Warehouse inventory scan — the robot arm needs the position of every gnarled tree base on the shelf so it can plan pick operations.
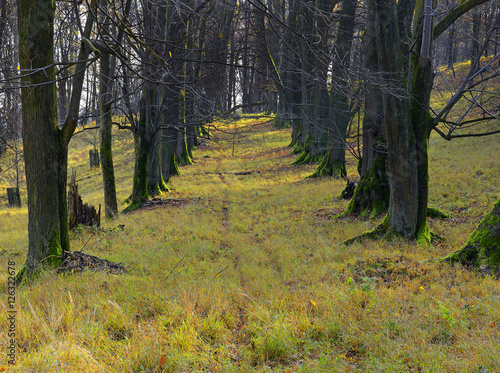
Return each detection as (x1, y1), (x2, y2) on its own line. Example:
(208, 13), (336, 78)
(443, 196), (500, 275)
(427, 207), (450, 219)
(309, 150), (346, 178)
(273, 117), (291, 129)
(342, 215), (437, 246)
(343, 154), (388, 217)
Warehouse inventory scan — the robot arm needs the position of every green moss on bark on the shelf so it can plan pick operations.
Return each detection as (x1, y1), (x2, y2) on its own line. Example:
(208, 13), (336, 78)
(291, 143), (303, 154)
(344, 154), (388, 216)
(309, 150), (346, 178)
(427, 207), (450, 219)
(292, 150), (311, 165)
(444, 196), (500, 274)
(292, 135), (314, 165)
(273, 116), (291, 129)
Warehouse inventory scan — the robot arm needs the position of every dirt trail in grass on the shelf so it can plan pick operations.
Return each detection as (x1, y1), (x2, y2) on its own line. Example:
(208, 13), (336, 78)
(214, 144), (251, 365)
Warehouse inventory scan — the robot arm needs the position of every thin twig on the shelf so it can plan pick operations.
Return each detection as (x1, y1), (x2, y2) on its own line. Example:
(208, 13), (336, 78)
(165, 254), (187, 281)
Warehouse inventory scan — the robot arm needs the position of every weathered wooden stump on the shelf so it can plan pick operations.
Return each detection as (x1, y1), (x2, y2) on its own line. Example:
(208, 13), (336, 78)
(7, 187), (21, 207)
(68, 176), (100, 229)
(89, 149), (100, 169)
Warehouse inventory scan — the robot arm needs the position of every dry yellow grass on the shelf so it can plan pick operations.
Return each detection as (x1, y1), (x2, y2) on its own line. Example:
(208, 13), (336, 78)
(0, 112), (499, 372)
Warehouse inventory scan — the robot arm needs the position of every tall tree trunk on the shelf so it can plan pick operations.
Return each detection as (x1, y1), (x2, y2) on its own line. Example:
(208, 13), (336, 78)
(17, 0), (95, 276)
(98, 0), (131, 217)
(125, 96), (150, 212)
(100, 51), (118, 217)
(344, 0), (389, 217)
(311, 0), (357, 176)
(344, 0), (492, 245)
(374, 0), (420, 239)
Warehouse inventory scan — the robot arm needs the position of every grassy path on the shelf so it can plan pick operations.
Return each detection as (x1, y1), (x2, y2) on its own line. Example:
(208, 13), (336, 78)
(0, 115), (499, 372)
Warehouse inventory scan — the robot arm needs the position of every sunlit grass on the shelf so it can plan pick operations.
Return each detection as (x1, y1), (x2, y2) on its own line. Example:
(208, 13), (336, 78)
(0, 112), (499, 372)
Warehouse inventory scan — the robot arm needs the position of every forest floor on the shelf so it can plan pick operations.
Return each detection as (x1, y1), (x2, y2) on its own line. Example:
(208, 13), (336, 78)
(0, 112), (500, 372)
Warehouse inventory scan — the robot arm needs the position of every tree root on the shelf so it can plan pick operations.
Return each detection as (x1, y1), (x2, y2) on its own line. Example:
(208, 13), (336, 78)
(427, 207), (450, 219)
(292, 150), (311, 165)
(342, 222), (392, 245)
(342, 217), (438, 246)
(273, 117), (291, 129)
(309, 150), (346, 178)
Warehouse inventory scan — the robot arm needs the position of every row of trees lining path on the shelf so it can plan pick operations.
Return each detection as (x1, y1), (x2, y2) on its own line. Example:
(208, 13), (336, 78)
(1, 0), (499, 278)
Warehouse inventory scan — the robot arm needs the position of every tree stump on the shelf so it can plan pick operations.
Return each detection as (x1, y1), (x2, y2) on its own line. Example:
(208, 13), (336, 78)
(7, 187), (21, 207)
(68, 176), (100, 229)
(89, 149), (100, 169)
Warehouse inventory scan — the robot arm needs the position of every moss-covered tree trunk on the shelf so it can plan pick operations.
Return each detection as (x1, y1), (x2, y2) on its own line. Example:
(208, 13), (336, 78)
(160, 80), (181, 183)
(374, 0), (421, 239)
(126, 96), (150, 212)
(370, 0), (433, 243)
(100, 51), (118, 217)
(311, 0), (357, 177)
(146, 84), (168, 196)
(18, 0), (67, 275)
(445, 195), (500, 273)
(17, 0), (94, 275)
(344, 0), (388, 215)
(345, 0), (490, 245)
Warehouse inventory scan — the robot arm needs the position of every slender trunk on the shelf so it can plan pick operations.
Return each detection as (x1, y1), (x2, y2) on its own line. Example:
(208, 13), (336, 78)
(99, 0), (131, 216)
(126, 97), (150, 211)
(100, 51), (118, 217)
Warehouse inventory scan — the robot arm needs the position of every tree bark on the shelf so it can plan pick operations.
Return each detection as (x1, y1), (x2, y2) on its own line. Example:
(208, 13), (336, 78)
(18, 0), (67, 274)
(17, 0), (95, 276)
(445, 195), (500, 274)
(100, 51), (118, 217)
(125, 96), (150, 212)
(311, 0), (357, 177)
(374, 0), (420, 239)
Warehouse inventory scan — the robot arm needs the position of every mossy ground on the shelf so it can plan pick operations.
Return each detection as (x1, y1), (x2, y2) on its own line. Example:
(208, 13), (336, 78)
(0, 107), (499, 372)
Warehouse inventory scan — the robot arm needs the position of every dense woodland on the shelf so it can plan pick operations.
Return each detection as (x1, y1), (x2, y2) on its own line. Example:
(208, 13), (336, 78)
(0, 0), (500, 370)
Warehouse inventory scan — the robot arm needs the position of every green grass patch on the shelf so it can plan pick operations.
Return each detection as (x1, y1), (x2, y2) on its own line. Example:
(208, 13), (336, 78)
(0, 113), (499, 372)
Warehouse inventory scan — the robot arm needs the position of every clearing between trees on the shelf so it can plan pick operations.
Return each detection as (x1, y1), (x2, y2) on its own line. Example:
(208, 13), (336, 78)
(0, 116), (499, 372)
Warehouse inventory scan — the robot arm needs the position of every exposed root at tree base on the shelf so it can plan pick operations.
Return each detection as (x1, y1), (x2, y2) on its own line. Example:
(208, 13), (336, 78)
(58, 251), (129, 275)
(342, 223), (391, 245)
(427, 207), (451, 219)
(124, 198), (193, 213)
(342, 223), (441, 246)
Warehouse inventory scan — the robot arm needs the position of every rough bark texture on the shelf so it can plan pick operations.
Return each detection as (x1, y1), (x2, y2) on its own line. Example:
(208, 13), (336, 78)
(374, 0), (420, 239)
(310, 0), (357, 177)
(345, 153), (389, 218)
(17, 0), (95, 277)
(444, 196), (500, 274)
(100, 51), (118, 218)
(342, 0), (389, 216)
(409, 0), (435, 244)
(18, 0), (67, 273)
(125, 98), (150, 212)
